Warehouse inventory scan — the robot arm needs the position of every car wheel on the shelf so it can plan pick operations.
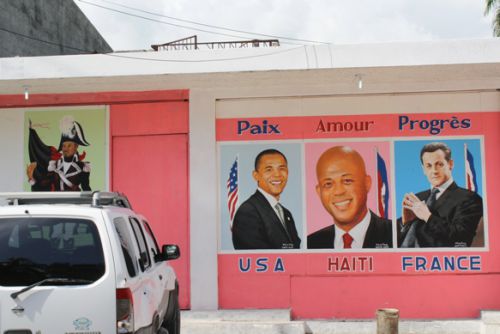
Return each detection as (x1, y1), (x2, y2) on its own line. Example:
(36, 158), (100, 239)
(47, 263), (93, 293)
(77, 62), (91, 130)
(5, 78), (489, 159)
(162, 286), (180, 334)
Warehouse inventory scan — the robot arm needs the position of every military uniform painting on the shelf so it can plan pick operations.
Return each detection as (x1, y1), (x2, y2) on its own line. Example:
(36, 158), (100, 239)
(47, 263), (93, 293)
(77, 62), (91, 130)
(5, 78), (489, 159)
(27, 116), (92, 192)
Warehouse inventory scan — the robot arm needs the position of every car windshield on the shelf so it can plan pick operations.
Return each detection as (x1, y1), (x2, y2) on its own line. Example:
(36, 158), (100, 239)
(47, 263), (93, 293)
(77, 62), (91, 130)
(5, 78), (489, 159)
(0, 217), (105, 286)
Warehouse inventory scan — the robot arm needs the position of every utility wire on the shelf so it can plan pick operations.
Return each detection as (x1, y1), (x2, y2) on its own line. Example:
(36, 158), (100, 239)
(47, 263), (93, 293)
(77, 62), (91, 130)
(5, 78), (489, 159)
(0, 26), (308, 63)
(0, 27), (94, 53)
(85, 0), (331, 45)
(106, 46), (304, 62)
(77, 0), (266, 43)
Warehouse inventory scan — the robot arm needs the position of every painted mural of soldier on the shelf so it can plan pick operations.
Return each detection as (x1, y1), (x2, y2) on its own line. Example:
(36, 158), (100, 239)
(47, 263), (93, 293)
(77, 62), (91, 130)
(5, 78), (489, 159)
(26, 116), (91, 191)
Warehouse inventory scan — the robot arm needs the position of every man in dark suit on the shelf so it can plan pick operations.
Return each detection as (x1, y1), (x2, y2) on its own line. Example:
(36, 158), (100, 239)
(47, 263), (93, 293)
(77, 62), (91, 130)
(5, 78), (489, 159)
(399, 142), (483, 247)
(232, 149), (301, 250)
(308, 146), (392, 249)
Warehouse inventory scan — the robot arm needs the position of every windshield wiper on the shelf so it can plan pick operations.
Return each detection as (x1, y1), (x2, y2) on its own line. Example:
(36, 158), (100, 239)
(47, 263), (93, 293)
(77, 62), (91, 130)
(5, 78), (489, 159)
(10, 277), (92, 300)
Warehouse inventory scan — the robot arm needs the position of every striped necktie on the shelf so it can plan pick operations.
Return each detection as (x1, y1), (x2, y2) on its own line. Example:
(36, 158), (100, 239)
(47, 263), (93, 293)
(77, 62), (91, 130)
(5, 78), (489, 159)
(275, 203), (285, 224)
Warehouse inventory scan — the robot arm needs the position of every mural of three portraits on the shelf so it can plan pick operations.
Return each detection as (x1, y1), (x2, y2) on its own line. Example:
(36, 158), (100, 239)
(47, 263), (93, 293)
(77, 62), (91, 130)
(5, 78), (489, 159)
(219, 115), (486, 252)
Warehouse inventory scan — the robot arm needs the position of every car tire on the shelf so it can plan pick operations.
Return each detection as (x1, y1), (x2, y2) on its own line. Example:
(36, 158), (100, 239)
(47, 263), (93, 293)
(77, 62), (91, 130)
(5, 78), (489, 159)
(162, 285), (180, 334)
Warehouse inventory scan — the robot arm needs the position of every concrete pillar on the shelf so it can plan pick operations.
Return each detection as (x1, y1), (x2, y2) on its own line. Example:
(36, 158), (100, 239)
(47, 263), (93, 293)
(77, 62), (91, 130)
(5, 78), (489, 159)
(376, 308), (399, 334)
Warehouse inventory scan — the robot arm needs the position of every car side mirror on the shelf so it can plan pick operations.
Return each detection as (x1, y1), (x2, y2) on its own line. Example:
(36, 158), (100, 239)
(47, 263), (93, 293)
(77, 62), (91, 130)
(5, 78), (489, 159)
(160, 244), (180, 261)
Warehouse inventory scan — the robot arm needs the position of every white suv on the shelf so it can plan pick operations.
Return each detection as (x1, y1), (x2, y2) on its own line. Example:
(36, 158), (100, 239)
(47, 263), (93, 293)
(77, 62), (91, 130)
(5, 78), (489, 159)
(0, 191), (180, 334)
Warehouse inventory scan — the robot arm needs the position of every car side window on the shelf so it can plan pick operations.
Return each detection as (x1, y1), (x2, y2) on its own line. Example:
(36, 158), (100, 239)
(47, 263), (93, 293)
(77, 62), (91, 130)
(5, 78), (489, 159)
(141, 220), (160, 261)
(113, 217), (138, 278)
(129, 217), (151, 271)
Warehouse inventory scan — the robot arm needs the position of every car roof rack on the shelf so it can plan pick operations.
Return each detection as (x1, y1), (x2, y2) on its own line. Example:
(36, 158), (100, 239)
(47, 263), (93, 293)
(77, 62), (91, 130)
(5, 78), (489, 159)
(0, 191), (133, 209)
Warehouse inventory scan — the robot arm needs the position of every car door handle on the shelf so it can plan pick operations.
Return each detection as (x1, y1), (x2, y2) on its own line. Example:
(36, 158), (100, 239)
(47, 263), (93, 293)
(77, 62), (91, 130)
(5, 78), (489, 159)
(159, 274), (163, 280)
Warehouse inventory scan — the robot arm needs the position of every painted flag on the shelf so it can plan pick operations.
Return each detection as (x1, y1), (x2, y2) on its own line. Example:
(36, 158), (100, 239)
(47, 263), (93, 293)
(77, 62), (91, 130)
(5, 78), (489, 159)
(465, 144), (478, 192)
(227, 157), (239, 225)
(377, 152), (389, 219)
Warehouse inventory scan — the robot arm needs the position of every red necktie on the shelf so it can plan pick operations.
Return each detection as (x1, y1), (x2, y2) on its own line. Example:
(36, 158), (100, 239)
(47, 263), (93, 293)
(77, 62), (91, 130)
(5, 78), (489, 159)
(343, 233), (353, 249)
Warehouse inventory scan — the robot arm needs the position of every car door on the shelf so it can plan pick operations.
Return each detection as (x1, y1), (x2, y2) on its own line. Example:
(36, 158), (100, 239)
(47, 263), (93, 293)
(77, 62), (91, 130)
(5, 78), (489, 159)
(141, 219), (172, 319)
(128, 217), (161, 330)
(112, 216), (155, 331)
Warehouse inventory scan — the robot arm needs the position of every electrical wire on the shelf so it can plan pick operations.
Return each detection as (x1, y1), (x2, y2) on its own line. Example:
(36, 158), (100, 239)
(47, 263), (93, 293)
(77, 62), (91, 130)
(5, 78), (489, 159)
(0, 27), (95, 54)
(77, 0), (279, 43)
(0, 26), (309, 63)
(81, 0), (331, 45)
(2, 0), (332, 61)
(105, 45), (304, 62)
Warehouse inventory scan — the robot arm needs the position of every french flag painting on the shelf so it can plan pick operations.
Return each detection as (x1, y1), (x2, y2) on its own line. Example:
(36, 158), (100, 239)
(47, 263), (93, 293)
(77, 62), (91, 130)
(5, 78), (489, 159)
(377, 151), (389, 219)
(465, 144), (478, 193)
(227, 156), (239, 227)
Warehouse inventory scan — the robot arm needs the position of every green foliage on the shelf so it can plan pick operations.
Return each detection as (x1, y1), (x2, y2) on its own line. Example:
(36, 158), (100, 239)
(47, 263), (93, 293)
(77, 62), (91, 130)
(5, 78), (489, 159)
(485, 0), (500, 37)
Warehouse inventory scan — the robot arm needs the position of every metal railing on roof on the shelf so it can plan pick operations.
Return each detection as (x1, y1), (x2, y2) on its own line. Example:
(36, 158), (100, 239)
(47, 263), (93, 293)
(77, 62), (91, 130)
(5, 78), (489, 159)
(0, 191), (132, 209)
(151, 35), (280, 51)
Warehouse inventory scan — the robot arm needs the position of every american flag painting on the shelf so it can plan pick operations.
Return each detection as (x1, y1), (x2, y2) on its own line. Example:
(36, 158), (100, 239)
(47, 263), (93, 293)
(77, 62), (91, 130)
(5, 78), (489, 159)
(227, 157), (239, 225)
(465, 144), (478, 192)
(377, 151), (389, 219)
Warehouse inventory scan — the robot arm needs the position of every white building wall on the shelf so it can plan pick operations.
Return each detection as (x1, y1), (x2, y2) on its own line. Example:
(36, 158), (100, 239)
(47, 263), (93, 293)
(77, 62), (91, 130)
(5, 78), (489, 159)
(0, 108), (24, 191)
(0, 39), (499, 310)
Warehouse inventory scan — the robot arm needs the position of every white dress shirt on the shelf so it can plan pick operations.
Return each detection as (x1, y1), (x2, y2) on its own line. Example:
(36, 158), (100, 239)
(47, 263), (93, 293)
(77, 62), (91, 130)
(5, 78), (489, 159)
(257, 187), (286, 227)
(432, 177), (454, 201)
(333, 210), (371, 249)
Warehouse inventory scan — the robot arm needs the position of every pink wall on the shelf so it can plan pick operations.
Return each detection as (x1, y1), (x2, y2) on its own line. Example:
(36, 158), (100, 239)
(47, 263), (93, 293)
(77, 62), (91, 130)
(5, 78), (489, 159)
(218, 111), (500, 319)
(0, 90), (192, 309)
(291, 274), (500, 319)
(219, 250), (500, 319)
(2, 88), (499, 319)
(0, 90), (188, 108)
(110, 101), (191, 308)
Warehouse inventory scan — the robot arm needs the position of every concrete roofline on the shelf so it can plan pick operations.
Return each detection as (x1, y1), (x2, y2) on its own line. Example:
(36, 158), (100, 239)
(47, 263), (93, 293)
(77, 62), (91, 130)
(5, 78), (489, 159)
(0, 38), (498, 82)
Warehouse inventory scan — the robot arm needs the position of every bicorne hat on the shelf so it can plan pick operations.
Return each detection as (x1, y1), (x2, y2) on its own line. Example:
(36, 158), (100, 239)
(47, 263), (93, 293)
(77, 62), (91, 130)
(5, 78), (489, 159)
(57, 116), (90, 151)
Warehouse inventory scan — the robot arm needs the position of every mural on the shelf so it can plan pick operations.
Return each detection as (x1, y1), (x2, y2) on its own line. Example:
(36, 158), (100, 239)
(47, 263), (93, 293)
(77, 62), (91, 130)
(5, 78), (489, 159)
(24, 107), (106, 192)
(305, 142), (392, 250)
(218, 113), (486, 254)
(219, 143), (303, 250)
(395, 139), (484, 248)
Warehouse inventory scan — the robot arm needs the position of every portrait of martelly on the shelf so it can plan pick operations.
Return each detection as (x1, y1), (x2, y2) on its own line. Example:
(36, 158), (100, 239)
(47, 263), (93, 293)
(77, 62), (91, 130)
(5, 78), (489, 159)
(305, 141), (393, 250)
(395, 139), (485, 248)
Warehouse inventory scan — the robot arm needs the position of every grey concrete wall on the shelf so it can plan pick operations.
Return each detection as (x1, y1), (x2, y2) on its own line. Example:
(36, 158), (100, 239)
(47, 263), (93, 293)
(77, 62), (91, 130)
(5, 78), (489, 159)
(0, 0), (112, 57)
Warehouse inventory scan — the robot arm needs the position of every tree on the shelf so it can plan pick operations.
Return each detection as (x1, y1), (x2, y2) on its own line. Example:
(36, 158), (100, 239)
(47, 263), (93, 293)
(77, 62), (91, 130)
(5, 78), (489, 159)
(485, 0), (500, 37)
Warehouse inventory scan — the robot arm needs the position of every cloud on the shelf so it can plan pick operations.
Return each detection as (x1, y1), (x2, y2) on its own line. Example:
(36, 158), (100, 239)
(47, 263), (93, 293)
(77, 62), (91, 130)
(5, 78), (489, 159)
(74, 0), (494, 51)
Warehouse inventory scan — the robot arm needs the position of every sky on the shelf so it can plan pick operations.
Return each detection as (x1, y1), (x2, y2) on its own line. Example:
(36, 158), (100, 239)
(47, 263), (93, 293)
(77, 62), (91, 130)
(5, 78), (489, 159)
(74, 0), (496, 51)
